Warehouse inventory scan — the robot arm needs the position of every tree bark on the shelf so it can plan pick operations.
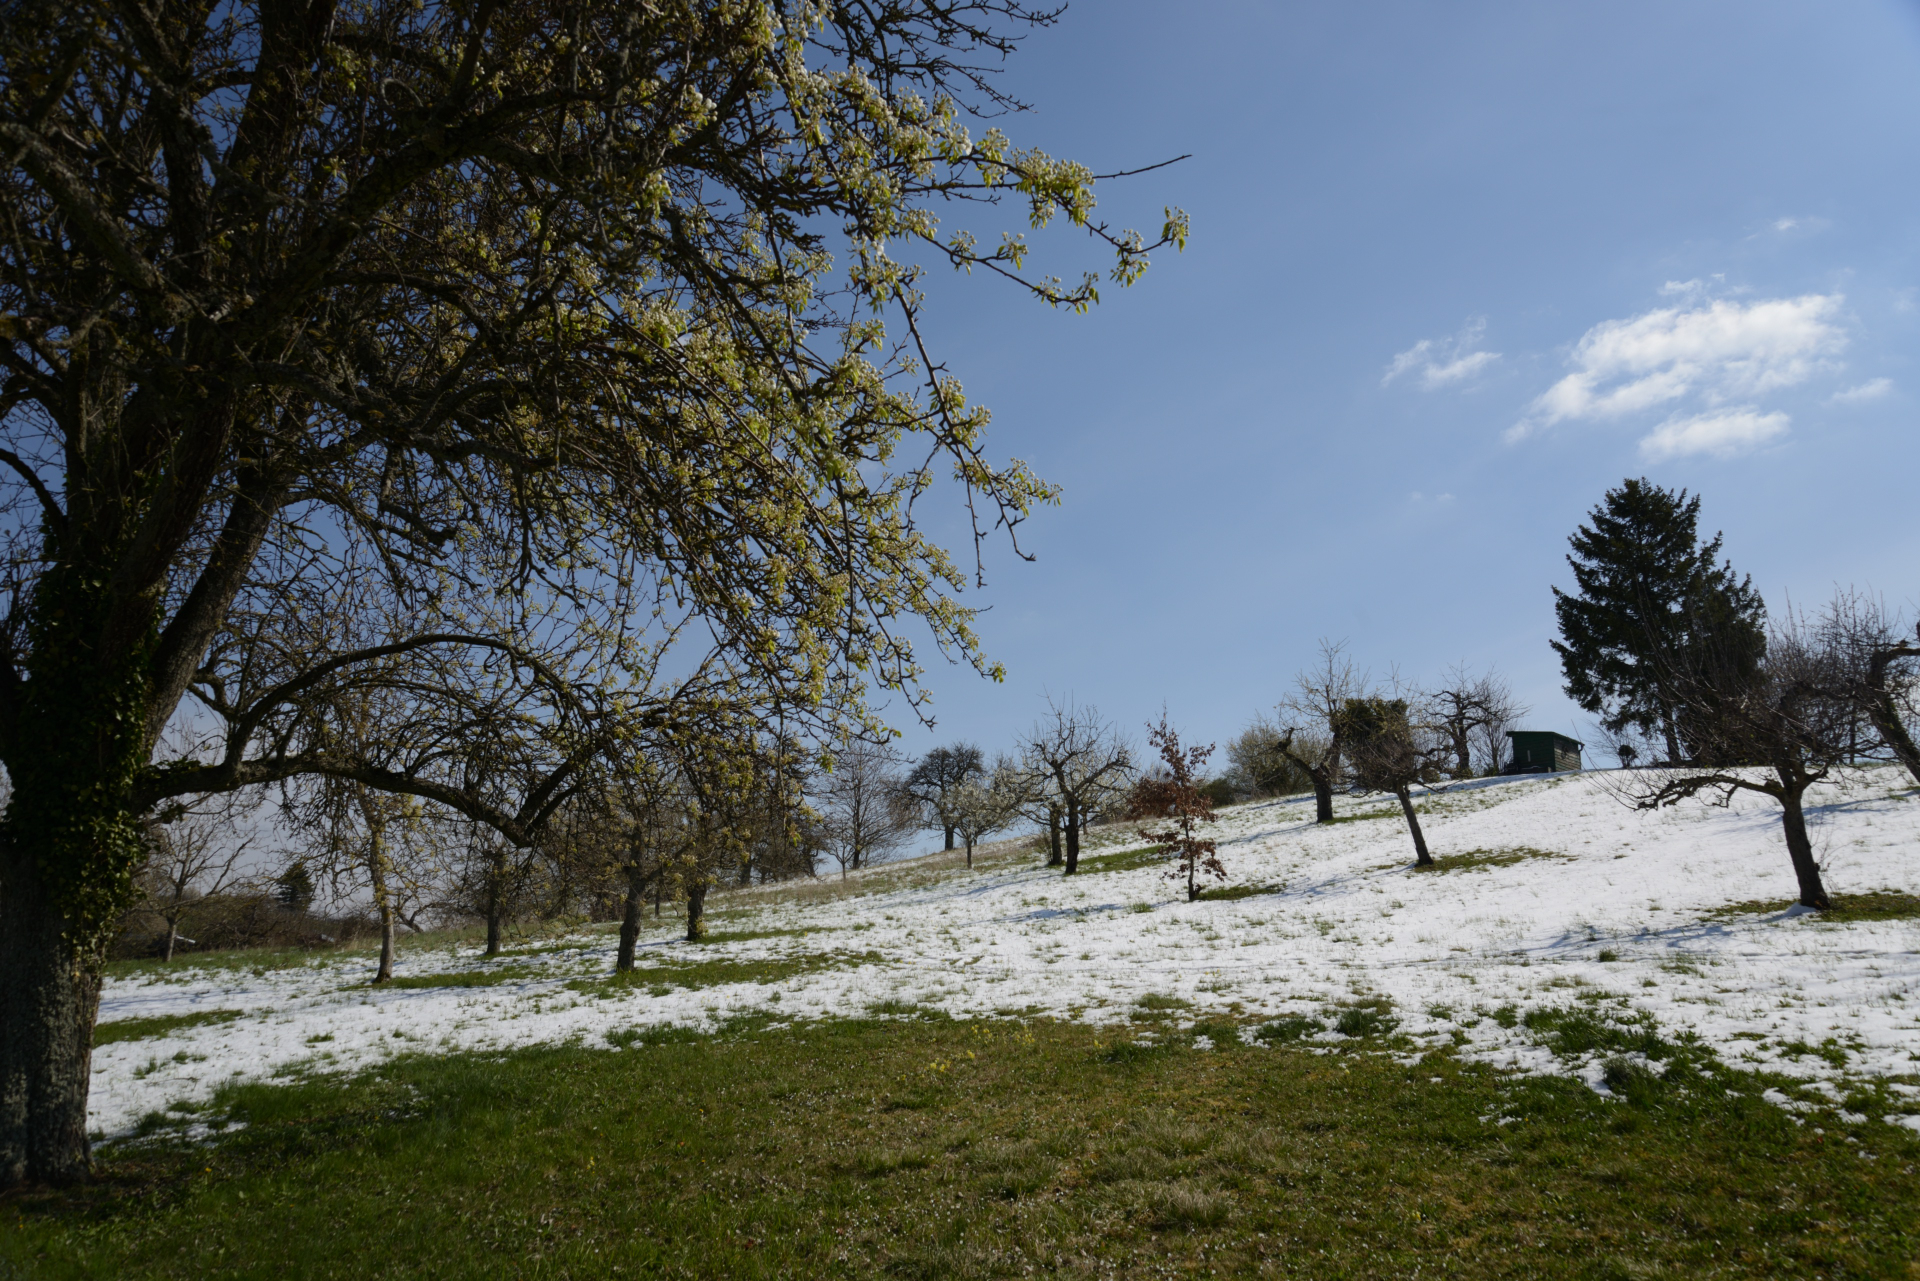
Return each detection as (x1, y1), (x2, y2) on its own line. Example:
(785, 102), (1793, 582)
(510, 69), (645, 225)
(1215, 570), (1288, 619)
(1395, 787), (1433, 867)
(161, 919), (178, 963)
(0, 847), (102, 1186)
(1779, 790), (1831, 910)
(483, 871), (502, 958)
(368, 834), (396, 984)
(943, 824), (955, 851)
(964, 837), (973, 870)
(617, 869), (647, 972)
(1310, 768), (1335, 824)
(1062, 800), (1081, 874)
(1045, 812), (1063, 867)
(685, 882), (708, 941)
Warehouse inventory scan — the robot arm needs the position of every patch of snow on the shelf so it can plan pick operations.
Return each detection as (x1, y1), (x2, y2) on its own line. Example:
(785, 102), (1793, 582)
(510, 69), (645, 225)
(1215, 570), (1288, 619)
(90, 768), (1920, 1138)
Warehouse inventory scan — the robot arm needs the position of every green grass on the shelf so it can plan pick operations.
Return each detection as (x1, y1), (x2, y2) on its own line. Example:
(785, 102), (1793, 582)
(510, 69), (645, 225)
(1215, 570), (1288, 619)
(1707, 891), (1920, 923)
(92, 1009), (244, 1047)
(8, 1017), (1918, 1279)
(567, 949), (886, 998)
(1412, 846), (1569, 873)
(1073, 845), (1167, 875)
(380, 965), (545, 990)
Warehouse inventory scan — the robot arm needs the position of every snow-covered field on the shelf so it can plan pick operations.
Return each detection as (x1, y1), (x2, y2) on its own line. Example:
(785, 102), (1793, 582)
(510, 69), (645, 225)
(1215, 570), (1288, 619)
(92, 767), (1920, 1140)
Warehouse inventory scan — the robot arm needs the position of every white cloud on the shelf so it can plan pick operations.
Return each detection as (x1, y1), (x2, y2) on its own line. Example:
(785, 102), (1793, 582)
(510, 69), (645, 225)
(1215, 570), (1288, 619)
(1831, 377), (1892, 404)
(1774, 218), (1799, 232)
(1638, 408), (1789, 461)
(1509, 293), (1845, 441)
(1384, 320), (1500, 390)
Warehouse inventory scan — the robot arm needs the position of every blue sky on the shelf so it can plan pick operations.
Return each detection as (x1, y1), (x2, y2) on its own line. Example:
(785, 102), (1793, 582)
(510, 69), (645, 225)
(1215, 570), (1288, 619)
(881, 1), (1920, 799)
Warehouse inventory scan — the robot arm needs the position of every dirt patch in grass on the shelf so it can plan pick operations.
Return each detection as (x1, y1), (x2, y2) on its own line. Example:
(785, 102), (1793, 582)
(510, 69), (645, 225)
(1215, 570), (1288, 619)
(94, 1009), (245, 1046)
(570, 949), (886, 997)
(1409, 846), (1568, 873)
(1707, 890), (1920, 923)
(1075, 845), (1167, 875)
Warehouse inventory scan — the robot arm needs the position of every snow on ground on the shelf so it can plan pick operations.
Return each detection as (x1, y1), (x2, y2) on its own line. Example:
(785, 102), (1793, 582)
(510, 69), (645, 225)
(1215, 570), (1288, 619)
(92, 767), (1920, 1140)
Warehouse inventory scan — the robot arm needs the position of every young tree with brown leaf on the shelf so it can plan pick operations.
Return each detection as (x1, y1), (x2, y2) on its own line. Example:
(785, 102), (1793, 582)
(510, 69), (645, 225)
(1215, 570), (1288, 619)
(1127, 715), (1225, 903)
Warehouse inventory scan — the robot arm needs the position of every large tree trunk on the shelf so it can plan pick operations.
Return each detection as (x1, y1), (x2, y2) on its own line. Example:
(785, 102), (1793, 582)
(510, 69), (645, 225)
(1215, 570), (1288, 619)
(1395, 787), (1433, 867)
(617, 867), (647, 972)
(1062, 800), (1081, 875)
(685, 882), (708, 941)
(0, 848), (103, 1186)
(483, 863), (503, 958)
(1045, 812), (1063, 867)
(943, 824), (955, 851)
(1310, 768), (1335, 824)
(964, 837), (974, 870)
(1450, 732), (1472, 781)
(1779, 788), (1831, 910)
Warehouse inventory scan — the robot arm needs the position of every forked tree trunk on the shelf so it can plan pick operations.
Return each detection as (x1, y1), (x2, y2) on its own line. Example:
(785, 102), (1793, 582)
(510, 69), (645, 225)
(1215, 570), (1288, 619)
(1779, 790), (1831, 910)
(1395, 787), (1433, 867)
(0, 846), (102, 1186)
(685, 882), (708, 941)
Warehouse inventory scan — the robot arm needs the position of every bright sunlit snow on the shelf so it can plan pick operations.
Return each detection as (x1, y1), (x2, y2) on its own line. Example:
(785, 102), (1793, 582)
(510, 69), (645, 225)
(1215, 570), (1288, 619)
(92, 768), (1920, 1140)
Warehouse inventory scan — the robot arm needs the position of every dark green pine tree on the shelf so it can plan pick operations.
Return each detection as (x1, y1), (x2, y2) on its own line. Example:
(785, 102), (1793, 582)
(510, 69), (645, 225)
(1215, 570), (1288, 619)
(1551, 479), (1766, 764)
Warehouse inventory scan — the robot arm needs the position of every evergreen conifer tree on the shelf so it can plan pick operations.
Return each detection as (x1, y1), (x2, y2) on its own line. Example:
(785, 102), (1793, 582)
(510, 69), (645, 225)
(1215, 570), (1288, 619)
(1551, 480), (1765, 763)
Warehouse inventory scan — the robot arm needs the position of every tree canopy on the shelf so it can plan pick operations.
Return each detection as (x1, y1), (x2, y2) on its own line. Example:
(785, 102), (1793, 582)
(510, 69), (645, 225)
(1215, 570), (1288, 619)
(0, 0), (1183, 1185)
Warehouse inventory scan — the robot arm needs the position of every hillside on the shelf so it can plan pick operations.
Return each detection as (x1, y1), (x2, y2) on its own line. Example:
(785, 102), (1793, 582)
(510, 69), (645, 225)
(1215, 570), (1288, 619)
(91, 766), (1920, 1141)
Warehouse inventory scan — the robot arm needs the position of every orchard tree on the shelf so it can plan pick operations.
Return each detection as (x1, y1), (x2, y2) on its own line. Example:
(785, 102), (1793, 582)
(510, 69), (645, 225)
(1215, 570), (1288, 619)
(0, 1), (1185, 1183)
(1334, 696), (1442, 867)
(1428, 664), (1525, 780)
(1816, 589), (1920, 786)
(1609, 609), (1862, 910)
(1020, 699), (1133, 874)
(900, 744), (985, 851)
(1277, 640), (1366, 822)
(1126, 715), (1223, 902)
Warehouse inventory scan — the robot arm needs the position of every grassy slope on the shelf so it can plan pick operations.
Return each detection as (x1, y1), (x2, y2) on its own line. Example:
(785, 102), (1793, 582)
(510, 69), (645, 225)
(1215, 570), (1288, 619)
(6, 1014), (1918, 1280)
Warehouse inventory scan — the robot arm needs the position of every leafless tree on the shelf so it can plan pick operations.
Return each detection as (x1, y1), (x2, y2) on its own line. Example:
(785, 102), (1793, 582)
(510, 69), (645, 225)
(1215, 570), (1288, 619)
(136, 808), (255, 962)
(1429, 664), (1528, 779)
(819, 738), (911, 881)
(1815, 588), (1920, 785)
(1019, 699), (1134, 875)
(1277, 640), (1367, 823)
(1605, 608), (1862, 909)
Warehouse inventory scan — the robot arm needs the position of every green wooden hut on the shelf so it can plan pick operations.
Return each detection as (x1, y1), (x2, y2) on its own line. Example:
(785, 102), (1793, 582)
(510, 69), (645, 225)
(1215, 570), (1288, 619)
(1504, 731), (1583, 774)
